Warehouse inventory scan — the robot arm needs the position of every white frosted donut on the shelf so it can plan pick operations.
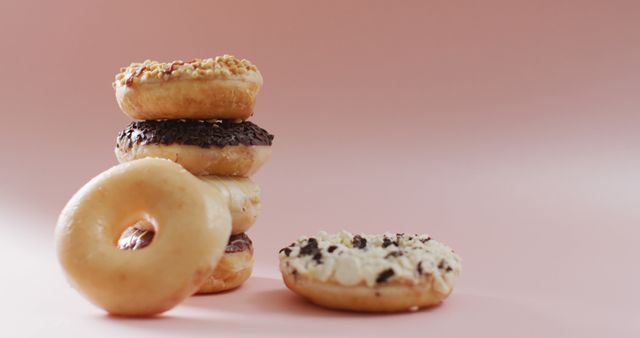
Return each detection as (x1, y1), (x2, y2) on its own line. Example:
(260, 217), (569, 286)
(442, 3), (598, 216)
(279, 231), (462, 312)
(55, 158), (232, 316)
(113, 55), (262, 121)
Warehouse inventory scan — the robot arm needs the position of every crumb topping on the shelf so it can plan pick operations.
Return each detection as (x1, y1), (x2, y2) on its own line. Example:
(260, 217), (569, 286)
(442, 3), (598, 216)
(113, 55), (261, 87)
(279, 231), (461, 290)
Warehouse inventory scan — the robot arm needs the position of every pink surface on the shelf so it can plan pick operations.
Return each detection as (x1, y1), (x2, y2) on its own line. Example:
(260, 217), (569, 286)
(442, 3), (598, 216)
(1, 0), (639, 337)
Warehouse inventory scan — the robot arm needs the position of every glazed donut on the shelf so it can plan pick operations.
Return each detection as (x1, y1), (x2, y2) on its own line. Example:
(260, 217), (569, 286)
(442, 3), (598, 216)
(200, 176), (261, 235)
(55, 158), (232, 316)
(279, 231), (461, 312)
(196, 233), (254, 294)
(119, 227), (254, 294)
(108, 167), (260, 234)
(113, 55), (262, 121)
(115, 119), (273, 177)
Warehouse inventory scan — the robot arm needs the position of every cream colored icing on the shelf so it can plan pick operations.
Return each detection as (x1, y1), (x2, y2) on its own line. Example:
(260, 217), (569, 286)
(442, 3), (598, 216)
(279, 231), (461, 289)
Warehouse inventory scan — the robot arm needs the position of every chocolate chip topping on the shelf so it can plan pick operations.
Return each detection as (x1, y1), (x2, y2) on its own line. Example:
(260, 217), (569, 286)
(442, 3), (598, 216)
(279, 247), (292, 257)
(225, 233), (253, 253)
(384, 251), (404, 259)
(116, 119), (274, 149)
(327, 245), (338, 253)
(376, 268), (395, 284)
(417, 261), (423, 274)
(293, 238), (324, 264)
(352, 235), (367, 249)
(382, 236), (398, 248)
(299, 238), (318, 255)
(312, 252), (323, 264)
(437, 259), (453, 272)
(419, 237), (431, 243)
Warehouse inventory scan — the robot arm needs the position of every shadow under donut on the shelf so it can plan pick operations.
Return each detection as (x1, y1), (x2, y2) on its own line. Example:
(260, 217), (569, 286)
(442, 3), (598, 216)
(182, 276), (442, 318)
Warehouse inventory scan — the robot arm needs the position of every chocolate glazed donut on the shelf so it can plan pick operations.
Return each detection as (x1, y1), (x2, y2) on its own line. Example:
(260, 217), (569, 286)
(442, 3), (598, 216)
(115, 120), (274, 177)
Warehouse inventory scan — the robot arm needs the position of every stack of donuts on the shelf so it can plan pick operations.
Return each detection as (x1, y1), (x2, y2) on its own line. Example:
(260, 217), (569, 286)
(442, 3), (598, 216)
(112, 55), (272, 295)
(55, 55), (462, 316)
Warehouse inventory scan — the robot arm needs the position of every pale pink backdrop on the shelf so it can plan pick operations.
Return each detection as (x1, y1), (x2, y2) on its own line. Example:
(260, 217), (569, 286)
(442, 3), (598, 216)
(0, 0), (639, 337)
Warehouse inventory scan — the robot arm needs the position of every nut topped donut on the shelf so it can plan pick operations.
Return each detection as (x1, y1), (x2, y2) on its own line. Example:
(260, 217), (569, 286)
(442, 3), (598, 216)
(279, 231), (461, 312)
(115, 119), (273, 177)
(113, 55), (263, 121)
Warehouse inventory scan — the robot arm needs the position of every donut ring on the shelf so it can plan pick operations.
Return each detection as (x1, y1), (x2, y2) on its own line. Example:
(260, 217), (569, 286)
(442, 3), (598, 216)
(279, 231), (461, 312)
(115, 120), (273, 177)
(113, 55), (262, 121)
(55, 158), (232, 316)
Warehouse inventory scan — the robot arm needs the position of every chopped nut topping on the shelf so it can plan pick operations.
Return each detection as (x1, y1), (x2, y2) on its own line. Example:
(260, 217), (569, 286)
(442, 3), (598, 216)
(113, 55), (260, 87)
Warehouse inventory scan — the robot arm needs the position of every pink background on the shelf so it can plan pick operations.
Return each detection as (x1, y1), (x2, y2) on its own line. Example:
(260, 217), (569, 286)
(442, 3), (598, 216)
(1, 0), (639, 336)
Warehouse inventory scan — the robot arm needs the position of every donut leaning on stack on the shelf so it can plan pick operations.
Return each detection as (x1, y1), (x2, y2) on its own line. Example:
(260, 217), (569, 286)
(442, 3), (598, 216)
(112, 55), (273, 294)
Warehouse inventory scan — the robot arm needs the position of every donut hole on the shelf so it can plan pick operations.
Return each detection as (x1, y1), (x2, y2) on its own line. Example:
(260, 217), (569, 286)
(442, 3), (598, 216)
(117, 219), (157, 251)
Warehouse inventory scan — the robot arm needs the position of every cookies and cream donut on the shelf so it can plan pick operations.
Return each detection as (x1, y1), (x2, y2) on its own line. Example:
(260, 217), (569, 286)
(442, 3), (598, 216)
(113, 55), (262, 121)
(55, 158), (232, 316)
(278, 231), (461, 312)
(115, 119), (273, 177)
(119, 227), (254, 294)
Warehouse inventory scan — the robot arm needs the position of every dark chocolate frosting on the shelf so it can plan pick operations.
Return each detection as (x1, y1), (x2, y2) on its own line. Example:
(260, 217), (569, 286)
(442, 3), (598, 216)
(116, 119), (274, 149)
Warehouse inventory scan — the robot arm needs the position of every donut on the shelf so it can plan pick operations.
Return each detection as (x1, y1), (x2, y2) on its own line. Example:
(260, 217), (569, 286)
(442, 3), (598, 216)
(113, 55), (263, 121)
(119, 226), (254, 294)
(196, 233), (254, 294)
(200, 176), (261, 234)
(107, 167), (260, 234)
(278, 231), (462, 312)
(115, 119), (273, 177)
(55, 158), (232, 316)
